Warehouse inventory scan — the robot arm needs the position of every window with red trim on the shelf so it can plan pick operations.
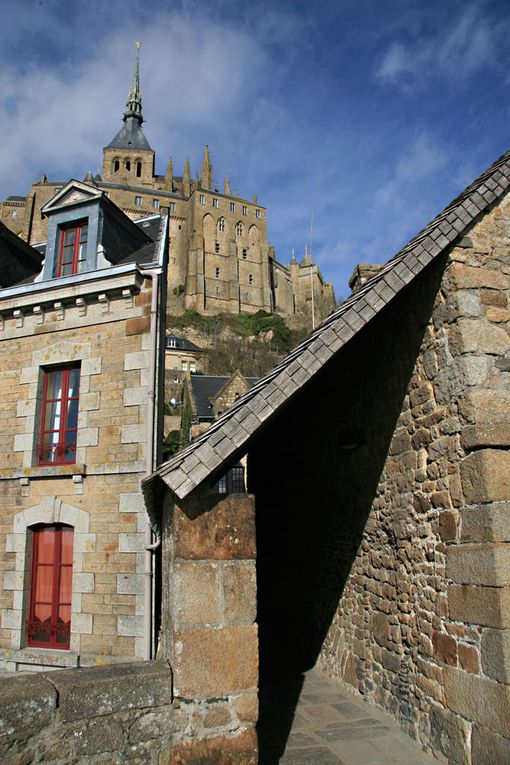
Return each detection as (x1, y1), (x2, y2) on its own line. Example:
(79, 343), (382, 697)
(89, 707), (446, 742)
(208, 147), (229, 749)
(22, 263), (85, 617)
(26, 525), (73, 649)
(37, 365), (80, 466)
(56, 221), (88, 277)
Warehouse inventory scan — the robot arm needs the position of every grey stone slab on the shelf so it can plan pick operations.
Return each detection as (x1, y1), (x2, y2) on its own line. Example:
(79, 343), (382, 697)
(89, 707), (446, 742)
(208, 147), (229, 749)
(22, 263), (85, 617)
(280, 747), (347, 765)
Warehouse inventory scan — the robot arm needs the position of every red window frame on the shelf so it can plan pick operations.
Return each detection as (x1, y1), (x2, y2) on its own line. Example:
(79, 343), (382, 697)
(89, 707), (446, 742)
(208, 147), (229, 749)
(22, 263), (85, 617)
(37, 365), (80, 466)
(26, 525), (73, 649)
(56, 220), (88, 277)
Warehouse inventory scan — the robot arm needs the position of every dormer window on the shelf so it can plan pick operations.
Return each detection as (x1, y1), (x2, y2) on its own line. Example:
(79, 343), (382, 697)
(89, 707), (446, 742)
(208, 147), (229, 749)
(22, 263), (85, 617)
(57, 221), (88, 277)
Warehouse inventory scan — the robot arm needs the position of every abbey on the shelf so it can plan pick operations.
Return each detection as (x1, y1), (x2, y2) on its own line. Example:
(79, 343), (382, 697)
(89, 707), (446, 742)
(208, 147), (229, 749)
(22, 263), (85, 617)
(0, 49), (335, 323)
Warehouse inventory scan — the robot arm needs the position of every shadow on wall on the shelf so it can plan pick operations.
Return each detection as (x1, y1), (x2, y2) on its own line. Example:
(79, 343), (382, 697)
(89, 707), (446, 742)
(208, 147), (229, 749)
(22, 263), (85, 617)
(249, 254), (448, 763)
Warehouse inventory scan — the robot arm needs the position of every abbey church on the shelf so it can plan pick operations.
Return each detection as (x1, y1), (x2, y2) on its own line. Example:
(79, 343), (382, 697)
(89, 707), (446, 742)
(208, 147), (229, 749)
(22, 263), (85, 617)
(0, 49), (335, 323)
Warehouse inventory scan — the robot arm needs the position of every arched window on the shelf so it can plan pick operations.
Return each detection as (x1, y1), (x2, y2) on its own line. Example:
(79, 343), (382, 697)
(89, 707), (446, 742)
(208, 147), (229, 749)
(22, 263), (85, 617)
(125, 160), (131, 172)
(113, 160), (120, 173)
(217, 217), (226, 233)
(26, 524), (74, 649)
(136, 161), (142, 178)
(236, 221), (244, 237)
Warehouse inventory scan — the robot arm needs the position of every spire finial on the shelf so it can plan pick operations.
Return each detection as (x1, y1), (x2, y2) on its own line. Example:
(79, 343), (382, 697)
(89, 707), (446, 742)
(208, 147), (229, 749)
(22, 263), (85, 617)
(124, 41), (143, 124)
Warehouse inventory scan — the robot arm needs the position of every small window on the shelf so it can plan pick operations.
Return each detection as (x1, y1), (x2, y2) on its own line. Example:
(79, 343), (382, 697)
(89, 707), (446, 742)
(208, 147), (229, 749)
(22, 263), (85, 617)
(212, 198), (219, 208)
(249, 274), (254, 285)
(212, 465), (245, 495)
(199, 194), (205, 205)
(215, 241), (220, 254)
(56, 221), (88, 277)
(230, 202), (235, 212)
(169, 202), (176, 212)
(37, 365), (80, 466)
(255, 209), (261, 219)
(215, 267), (220, 278)
(236, 222), (244, 237)
(218, 218), (226, 232)
(135, 196), (142, 206)
(113, 160), (120, 173)
(152, 199), (160, 209)
(242, 248), (247, 259)
(242, 205), (248, 216)
(231, 466), (245, 493)
(181, 361), (188, 372)
(190, 361), (196, 373)
(26, 524), (74, 649)
(125, 160), (131, 172)
(167, 336), (177, 349)
(136, 161), (142, 177)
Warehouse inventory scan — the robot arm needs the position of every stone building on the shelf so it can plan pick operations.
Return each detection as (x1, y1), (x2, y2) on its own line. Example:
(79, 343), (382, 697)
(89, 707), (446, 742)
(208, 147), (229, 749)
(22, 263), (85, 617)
(0, 179), (168, 672)
(0, 48), (335, 324)
(144, 148), (510, 763)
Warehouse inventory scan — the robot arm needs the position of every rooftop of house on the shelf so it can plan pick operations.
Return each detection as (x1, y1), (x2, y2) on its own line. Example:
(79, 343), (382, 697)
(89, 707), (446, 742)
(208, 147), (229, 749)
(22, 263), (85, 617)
(143, 145), (510, 517)
(190, 374), (259, 421)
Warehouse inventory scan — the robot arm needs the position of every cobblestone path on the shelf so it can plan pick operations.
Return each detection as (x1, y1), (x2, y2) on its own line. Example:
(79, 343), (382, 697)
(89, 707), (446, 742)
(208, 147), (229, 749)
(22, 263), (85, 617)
(258, 668), (440, 764)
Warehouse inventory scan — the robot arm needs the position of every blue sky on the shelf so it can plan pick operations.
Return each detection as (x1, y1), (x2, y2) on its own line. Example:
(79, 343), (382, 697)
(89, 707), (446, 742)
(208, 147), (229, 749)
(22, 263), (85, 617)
(1, 0), (510, 298)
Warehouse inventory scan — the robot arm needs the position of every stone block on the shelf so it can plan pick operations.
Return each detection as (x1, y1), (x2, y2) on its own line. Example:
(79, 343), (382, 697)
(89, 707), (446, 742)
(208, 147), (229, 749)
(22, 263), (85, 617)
(121, 424), (145, 444)
(126, 316), (151, 335)
(13, 433), (32, 453)
(128, 707), (186, 743)
(223, 561), (257, 625)
(117, 572), (144, 595)
(433, 631), (457, 665)
(117, 614), (144, 637)
(446, 543), (510, 586)
(448, 585), (510, 628)
(448, 319), (510, 356)
(81, 357), (101, 376)
(173, 561), (220, 627)
(123, 387), (147, 407)
(458, 643), (479, 674)
(173, 625), (258, 697)
(460, 450), (510, 504)
(234, 692), (259, 722)
(124, 351), (148, 370)
(444, 667), (510, 738)
(461, 424), (510, 450)
(429, 703), (470, 765)
(472, 724), (510, 765)
(461, 503), (510, 542)
(174, 493), (256, 560)
(72, 714), (125, 756)
(481, 628), (510, 683)
(78, 427), (99, 447)
(119, 492), (145, 514)
(71, 613), (93, 634)
(79, 392), (101, 411)
(49, 661), (172, 722)
(162, 726), (257, 765)
(459, 389), (510, 424)
(0, 675), (56, 740)
(449, 263), (507, 290)
(118, 532), (144, 553)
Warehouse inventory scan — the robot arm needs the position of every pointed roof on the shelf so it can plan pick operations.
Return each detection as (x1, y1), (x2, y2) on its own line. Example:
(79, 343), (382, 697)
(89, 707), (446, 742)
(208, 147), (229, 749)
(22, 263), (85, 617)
(106, 42), (153, 152)
(144, 148), (510, 508)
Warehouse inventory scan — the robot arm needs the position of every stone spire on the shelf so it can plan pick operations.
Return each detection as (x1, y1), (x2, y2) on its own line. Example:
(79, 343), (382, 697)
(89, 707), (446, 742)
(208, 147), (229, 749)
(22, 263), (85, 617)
(301, 242), (312, 267)
(224, 174), (231, 195)
(290, 248), (297, 265)
(165, 157), (174, 191)
(183, 158), (191, 197)
(201, 145), (213, 190)
(124, 41), (143, 125)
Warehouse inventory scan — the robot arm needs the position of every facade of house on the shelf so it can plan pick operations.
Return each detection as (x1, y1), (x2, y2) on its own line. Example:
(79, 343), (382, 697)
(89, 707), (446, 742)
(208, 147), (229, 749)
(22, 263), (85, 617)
(165, 333), (205, 378)
(144, 148), (510, 764)
(0, 180), (168, 673)
(0, 50), (335, 325)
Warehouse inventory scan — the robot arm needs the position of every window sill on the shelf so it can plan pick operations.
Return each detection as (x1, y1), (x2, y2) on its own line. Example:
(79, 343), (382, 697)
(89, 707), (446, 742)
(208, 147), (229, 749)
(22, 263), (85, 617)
(12, 647), (79, 668)
(10, 464), (87, 480)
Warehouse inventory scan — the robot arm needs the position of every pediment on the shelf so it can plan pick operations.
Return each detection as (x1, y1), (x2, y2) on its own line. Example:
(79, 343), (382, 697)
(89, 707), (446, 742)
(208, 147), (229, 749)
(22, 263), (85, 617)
(41, 180), (103, 216)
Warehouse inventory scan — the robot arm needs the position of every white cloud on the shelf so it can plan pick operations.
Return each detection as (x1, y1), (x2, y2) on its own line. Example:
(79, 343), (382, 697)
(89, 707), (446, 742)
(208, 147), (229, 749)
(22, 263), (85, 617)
(376, 4), (498, 87)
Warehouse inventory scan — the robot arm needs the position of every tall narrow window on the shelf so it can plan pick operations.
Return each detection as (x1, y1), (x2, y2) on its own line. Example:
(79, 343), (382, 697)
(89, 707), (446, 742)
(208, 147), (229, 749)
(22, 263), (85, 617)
(230, 202), (236, 212)
(215, 267), (220, 278)
(136, 161), (142, 177)
(249, 274), (254, 285)
(26, 525), (73, 649)
(215, 241), (220, 254)
(135, 196), (142, 206)
(37, 365), (80, 466)
(212, 198), (219, 208)
(113, 160), (120, 173)
(242, 205), (248, 216)
(255, 209), (261, 219)
(199, 194), (205, 205)
(57, 221), (88, 277)
(236, 222), (244, 237)
(125, 160), (131, 172)
(152, 199), (160, 209)
(169, 202), (176, 212)
(218, 218), (226, 232)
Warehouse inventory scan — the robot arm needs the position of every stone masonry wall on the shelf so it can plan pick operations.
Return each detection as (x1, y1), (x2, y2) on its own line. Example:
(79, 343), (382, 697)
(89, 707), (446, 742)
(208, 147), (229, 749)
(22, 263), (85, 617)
(0, 661), (257, 764)
(318, 199), (510, 763)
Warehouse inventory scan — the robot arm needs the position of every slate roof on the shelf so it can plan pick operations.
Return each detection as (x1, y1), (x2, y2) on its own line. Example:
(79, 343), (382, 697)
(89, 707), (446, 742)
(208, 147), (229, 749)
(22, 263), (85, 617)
(142, 147), (510, 502)
(190, 375), (259, 420)
(0, 221), (44, 287)
(165, 334), (205, 353)
(106, 117), (153, 152)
